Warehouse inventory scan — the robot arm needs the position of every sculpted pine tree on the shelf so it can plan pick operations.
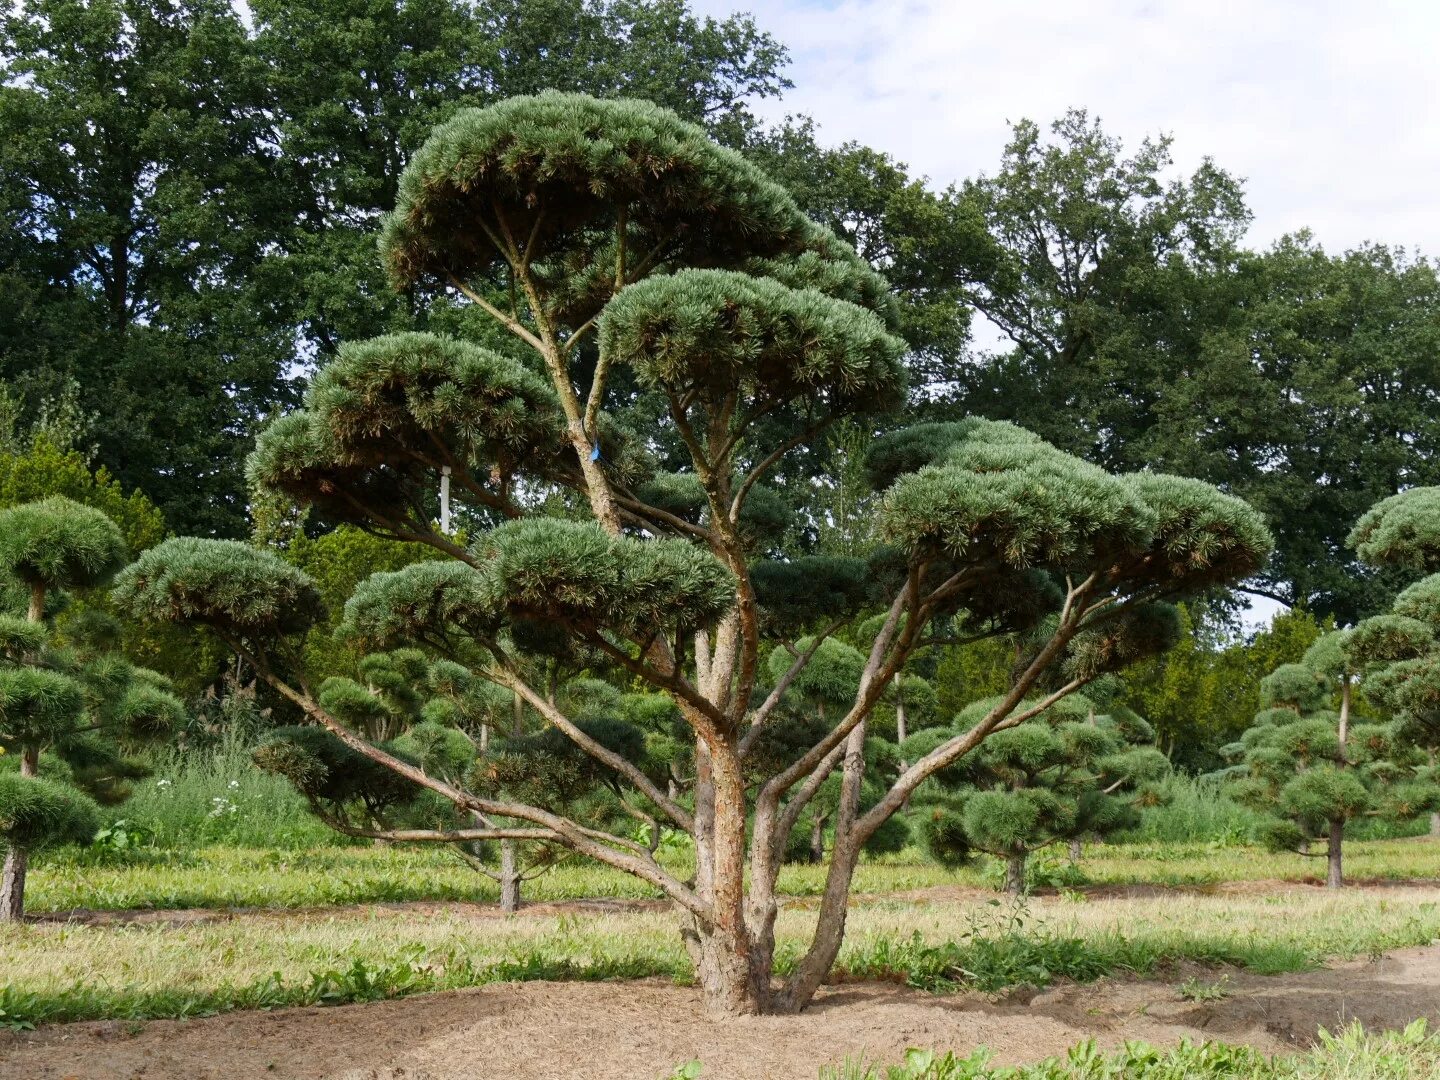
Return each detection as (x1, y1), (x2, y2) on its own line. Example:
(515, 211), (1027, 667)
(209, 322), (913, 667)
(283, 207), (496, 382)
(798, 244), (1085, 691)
(907, 690), (1170, 895)
(0, 497), (183, 920)
(1343, 488), (1440, 837)
(115, 93), (1270, 1014)
(1222, 631), (1434, 889)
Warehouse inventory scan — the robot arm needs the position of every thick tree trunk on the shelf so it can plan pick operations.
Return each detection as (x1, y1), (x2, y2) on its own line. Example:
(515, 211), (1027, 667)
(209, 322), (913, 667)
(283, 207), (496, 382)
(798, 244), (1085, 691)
(1004, 850), (1028, 896)
(498, 839), (521, 915)
(694, 921), (770, 1016)
(689, 737), (771, 1015)
(1068, 837), (1083, 863)
(1, 748), (40, 922)
(1326, 819), (1344, 890)
(1430, 812), (1440, 838)
(27, 581), (45, 623)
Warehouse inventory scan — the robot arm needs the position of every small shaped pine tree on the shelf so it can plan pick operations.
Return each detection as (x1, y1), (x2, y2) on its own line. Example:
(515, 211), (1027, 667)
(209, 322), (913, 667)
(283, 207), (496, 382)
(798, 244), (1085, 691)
(1346, 489), (1440, 836)
(1222, 632), (1436, 888)
(0, 497), (183, 919)
(906, 692), (1170, 894)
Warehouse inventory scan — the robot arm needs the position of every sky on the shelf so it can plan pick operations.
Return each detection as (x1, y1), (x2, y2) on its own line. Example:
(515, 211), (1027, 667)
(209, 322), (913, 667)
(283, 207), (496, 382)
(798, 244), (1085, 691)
(689, 0), (1440, 258)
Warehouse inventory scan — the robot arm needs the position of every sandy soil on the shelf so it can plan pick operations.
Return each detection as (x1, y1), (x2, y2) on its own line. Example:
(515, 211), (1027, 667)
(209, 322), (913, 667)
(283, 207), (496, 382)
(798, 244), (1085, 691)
(4, 945), (1440, 1080)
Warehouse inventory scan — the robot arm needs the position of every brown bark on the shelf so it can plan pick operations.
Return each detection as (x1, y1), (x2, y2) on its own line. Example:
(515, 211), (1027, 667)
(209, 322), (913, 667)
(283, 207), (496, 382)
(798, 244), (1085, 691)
(695, 740), (765, 1014)
(499, 839), (521, 915)
(1326, 819), (1344, 890)
(27, 581), (45, 624)
(808, 813), (826, 863)
(1004, 850), (1028, 896)
(772, 722), (868, 1013)
(0, 845), (26, 923)
(0, 748), (40, 922)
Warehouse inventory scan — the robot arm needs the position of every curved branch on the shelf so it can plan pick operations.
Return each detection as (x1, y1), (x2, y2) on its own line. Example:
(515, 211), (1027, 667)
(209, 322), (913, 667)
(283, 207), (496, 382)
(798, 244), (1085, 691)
(493, 660), (695, 833)
(222, 635), (706, 919)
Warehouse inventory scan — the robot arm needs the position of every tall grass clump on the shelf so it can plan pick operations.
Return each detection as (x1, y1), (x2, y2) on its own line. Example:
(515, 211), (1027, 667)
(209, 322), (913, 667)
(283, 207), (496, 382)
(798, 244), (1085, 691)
(1121, 773), (1430, 847)
(1119, 773), (1263, 844)
(114, 732), (334, 849)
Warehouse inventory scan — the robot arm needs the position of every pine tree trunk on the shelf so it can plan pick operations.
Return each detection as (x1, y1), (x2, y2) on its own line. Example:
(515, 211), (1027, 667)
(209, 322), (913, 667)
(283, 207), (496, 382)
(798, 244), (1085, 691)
(808, 813), (826, 863)
(690, 738), (770, 1015)
(1004, 850), (1028, 896)
(770, 724), (869, 1014)
(1326, 819), (1344, 889)
(0, 748), (40, 922)
(1068, 837), (1083, 862)
(1430, 811), (1440, 838)
(498, 838), (520, 914)
(0, 845), (27, 923)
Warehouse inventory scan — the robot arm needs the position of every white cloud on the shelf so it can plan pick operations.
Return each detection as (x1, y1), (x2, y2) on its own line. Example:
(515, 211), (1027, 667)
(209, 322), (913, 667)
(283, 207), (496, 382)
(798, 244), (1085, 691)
(696, 0), (1440, 255)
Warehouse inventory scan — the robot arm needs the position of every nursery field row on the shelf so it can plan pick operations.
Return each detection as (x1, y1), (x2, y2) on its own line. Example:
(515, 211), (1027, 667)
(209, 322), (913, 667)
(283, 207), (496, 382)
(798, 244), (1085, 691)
(24, 837), (1440, 915)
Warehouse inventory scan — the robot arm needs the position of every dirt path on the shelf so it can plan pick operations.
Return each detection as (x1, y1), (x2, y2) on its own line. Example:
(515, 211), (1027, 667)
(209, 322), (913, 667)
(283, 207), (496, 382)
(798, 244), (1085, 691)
(5, 946), (1440, 1080)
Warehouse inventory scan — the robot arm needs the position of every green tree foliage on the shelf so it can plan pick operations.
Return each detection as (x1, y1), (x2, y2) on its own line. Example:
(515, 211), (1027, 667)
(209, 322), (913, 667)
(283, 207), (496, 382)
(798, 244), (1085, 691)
(950, 109), (1249, 462)
(1, 0), (791, 535)
(255, 646), (647, 913)
(747, 121), (978, 402)
(908, 691), (1169, 894)
(117, 93), (1269, 1015)
(1345, 489), (1440, 838)
(0, 497), (184, 920)
(1120, 606), (1325, 770)
(281, 526), (439, 683)
(948, 111), (1440, 622)
(1222, 634), (1436, 888)
(0, 0), (298, 536)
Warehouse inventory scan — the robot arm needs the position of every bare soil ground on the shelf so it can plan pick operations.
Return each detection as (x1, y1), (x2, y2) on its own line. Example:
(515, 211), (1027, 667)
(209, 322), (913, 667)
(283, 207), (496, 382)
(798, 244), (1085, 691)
(4, 945), (1440, 1080)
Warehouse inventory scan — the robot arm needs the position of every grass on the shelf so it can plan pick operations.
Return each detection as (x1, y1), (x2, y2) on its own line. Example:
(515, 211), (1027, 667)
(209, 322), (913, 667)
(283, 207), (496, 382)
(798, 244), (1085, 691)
(825, 1020), (1440, 1078)
(1121, 773), (1434, 846)
(115, 736), (337, 850)
(5, 878), (1440, 1028)
(26, 835), (1440, 913)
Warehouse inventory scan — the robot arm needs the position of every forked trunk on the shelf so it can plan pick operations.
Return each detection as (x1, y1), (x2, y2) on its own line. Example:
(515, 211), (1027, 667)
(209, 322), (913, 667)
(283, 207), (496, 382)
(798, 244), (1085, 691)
(768, 724), (869, 1014)
(1326, 819), (1344, 889)
(499, 839), (521, 914)
(1004, 850), (1027, 896)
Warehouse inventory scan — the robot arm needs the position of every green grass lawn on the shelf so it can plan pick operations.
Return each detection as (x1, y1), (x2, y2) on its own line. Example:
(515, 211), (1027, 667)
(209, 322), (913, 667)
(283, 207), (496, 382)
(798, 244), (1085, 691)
(25, 836), (1440, 914)
(6, 848), (1440, 1028)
